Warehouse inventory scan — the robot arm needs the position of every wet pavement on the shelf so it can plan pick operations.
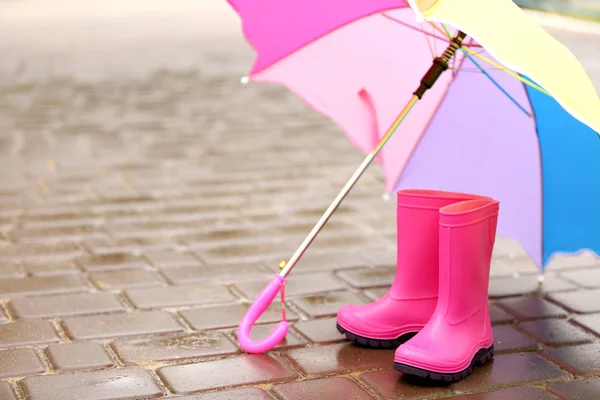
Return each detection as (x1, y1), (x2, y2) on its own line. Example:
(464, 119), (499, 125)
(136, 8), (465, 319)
(0, 1), (600, 399)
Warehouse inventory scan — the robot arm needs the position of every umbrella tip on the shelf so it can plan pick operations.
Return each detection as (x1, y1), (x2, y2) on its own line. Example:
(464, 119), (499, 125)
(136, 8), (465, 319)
(382, 193), (391, 202)
(537, 273), (545, 284)
(240, 76), (250, 85)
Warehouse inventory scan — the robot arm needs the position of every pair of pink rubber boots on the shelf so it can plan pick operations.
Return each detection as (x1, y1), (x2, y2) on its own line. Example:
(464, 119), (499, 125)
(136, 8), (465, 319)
(337, 189), (499, 382)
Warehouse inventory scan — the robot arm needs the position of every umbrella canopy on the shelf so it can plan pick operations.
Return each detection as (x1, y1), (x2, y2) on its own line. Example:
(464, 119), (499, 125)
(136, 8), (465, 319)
(228, 0), (600, 270)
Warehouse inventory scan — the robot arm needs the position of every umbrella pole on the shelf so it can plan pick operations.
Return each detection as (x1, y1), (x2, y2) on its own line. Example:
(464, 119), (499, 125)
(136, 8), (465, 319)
(279, 31), (467, 279)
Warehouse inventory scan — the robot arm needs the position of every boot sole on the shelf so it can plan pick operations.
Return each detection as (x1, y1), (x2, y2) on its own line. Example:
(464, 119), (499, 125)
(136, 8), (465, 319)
(336, 323), (418, 349)
(393, 345), (494, 383)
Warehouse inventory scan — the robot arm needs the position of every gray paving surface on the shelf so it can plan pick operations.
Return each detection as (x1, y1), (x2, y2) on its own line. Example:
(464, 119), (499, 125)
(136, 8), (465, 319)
(0, 1), (599, 399)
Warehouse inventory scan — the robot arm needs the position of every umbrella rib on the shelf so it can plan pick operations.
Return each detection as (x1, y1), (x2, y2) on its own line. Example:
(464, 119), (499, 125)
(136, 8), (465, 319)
(381, 13), (481, 47)
(421, 21), (436, 58)
(432, 23), (549, 96)
(452, 67), (502, 71)
(429, 24), (531, 116)
(463, 51), (532, 116)
(462, 45), (549, 95)
(433, 23), (438, 54)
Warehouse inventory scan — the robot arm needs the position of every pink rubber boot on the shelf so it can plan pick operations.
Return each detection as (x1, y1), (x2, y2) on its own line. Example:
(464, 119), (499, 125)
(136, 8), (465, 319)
(336, 189), (490, 348)
(393, 198), (499, 382)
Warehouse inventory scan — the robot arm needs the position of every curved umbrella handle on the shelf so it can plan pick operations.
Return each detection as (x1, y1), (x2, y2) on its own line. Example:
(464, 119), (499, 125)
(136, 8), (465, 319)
(238, 274), (289, 354)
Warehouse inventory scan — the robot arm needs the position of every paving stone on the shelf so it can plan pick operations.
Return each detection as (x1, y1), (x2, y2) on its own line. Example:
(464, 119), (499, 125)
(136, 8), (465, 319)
(337, 267), (395, 289)
(19, 368), (164, 400)
(22, 261), (80, 276)
(548, 289), (600, 313)
(310, 233), (384, 253)
(93, 195), (156, 208)
(0, 275), (87, 297)
(574, 313), (600, 336)
(125, 284), (236, 309)
(112, 332), (238, 364)
(497, 296), (567, 320)
(11, 292), (125, 319)
(450, 353), (567, 393)
(489, 304), (516, 324)
(458, 386), (559, 400)
(0, 320), (60, 348)
(292, 291), (367, 317)
(0, 348), (45, 378)
(157, 354), (298, 394)
(488, 260), (517, 279)
(165, 194), (243, 210)
(273, 377), (374, 400)
(490, 258), (540, 277)
(162, 265), (269, 284)
(144, 250), (202, 268)
(77, 253), (149, 271)
(232, 323), (307, 350)
(241, 213), (300, 229)
(542, 343), (600, 375)
(183, 228), (274, 249)
(361, 248), (396, 267)
(0, 242), (84, 262)
(519, 319), (594, 346)
(17, 223), (104, 243)
(0, 264), (23, 278)
(274, 219), (354, 236)
(264, 250), (367, 273)
(284, 342), (394, 375)
(561, 268), (600, 288)
(540, 275), (581, 293)
(360, 369), (453, 400)
(0, 307), (8, 324)
(63, 310), (184, 340)
(546, 251), (600, 271)
(83, 236), (178, 255)
(235, 272), (345, 300)
(492, 238), (533, 260)
(25, 207), (92, 220)
(489, 275), (576, 298)
(363, 287), (388, 301)
(109, 221), (196, 239)
(295, 317), (346, 344)
(196, 241), (291, 265)
(180, 303), (298, 331)
(287, 202), (359, 220)
(91, 269), (164, 289)
(46, 342), (115, 371)
(175, 387), (272, 400)
(489, 276), (541, 298)
(0, 382), (17, 400)
(493, 325), (539, 352)
(548, 378), (600, 400)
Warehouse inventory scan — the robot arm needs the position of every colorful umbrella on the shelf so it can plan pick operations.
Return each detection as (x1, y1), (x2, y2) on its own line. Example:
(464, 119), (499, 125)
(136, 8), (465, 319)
(227, 0), (600, 353)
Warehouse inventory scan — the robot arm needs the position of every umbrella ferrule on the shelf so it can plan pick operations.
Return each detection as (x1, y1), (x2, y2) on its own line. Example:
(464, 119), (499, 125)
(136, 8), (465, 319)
(413, 31), (467, 99)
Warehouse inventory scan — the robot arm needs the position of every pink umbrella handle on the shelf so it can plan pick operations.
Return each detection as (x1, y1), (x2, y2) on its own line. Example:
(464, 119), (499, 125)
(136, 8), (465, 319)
(238, 274), (289, 354)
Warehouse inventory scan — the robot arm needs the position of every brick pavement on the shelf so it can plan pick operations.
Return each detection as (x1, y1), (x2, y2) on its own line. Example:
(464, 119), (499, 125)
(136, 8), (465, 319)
(1, 2), (600, 399)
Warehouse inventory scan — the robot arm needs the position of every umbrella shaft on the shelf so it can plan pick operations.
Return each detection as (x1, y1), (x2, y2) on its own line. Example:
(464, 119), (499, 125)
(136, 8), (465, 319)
(279, 96), (419, 278)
